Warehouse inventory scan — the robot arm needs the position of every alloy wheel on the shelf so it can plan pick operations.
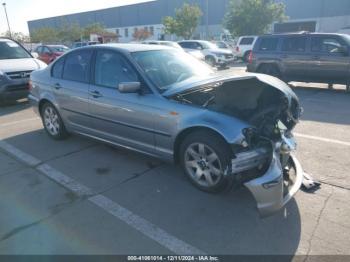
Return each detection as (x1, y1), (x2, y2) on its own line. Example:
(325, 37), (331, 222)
(184, 143), (223, 188)
(43, 106), (60, 136)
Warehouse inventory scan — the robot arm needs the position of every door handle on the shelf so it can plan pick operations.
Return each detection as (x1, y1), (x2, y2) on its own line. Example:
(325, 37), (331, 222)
(311, 55), (320, 60)
(53, 83), (62, 90)
(90, 90), (103, 98)
(281, 54), (288, 59)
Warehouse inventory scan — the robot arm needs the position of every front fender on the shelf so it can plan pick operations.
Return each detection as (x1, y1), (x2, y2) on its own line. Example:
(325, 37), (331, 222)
(177, 109), (250, 145)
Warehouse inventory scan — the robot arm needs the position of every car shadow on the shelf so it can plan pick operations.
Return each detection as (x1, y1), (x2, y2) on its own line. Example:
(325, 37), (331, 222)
(0, 99), (30, 117)
(2, 129), (302, 256)
(290, 84), (350, 126)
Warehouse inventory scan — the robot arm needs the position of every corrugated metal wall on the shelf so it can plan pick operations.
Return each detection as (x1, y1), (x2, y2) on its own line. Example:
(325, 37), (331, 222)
(27, 0), (350, 33)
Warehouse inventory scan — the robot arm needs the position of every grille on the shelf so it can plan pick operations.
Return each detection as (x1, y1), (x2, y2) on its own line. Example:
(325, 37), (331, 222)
(5, 70), (32, 80)
(225, 54), (234, 59)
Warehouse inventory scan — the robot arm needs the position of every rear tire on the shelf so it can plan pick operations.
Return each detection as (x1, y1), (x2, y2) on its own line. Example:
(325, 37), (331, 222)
(40, 102), (69, 140)
(243, 51), (250, 63)
(179, 130), (232, 193)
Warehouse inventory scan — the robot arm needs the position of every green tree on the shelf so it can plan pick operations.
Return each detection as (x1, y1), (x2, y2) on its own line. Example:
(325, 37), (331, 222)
(30, 27), (59, 43)
(57, 20), (83, 43)
(163, 3), (203, 40)
(224, 0), (287, 36)
(1, 31), (30, 43)
(82, 22), (106, 39)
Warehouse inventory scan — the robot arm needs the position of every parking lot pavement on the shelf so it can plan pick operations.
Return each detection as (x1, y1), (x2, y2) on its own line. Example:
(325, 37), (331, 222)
(0, 80), (350, 256)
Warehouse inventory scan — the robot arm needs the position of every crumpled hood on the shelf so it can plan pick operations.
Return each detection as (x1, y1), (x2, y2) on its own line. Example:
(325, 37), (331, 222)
(0, 58), (42, 73)
(162, 72), (298, 101)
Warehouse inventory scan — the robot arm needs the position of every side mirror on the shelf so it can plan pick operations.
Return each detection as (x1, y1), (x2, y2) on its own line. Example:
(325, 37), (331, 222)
(118, 82), (141, 93)
(31, 52), (39, 58)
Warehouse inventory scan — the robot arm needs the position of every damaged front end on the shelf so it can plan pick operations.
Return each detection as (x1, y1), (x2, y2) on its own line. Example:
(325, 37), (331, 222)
(172, 74), (304, 217)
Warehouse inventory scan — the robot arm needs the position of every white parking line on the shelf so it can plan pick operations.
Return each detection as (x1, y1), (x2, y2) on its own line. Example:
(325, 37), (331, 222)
(294, 133), (350, 147)
(0, 140), (205, 255)
(0, 117), (40, 127)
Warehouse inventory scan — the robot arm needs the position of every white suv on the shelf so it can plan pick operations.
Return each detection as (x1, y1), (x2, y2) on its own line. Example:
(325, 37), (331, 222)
(178, 40), (234, 68)
(234, 36), (258, 62)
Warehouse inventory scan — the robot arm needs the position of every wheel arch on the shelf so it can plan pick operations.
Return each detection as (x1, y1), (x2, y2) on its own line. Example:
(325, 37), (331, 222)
(173, 126), (230, 164)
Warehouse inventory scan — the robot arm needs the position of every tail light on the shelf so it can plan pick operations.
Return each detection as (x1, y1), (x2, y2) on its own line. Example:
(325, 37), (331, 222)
(248, 51), (254, 64)
(236, 46), (239, 52)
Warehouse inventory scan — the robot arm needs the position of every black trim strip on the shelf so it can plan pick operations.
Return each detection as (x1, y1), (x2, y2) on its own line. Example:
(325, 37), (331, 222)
(62, 107), (172, 137)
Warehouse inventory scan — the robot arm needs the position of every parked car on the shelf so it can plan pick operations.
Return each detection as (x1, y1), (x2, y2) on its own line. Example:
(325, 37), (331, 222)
(234, 36), (258, 62)
(0, 37), (47, 104)
(72, 41), (99, 49)
(143, 40), (205, 61)
(142, 40), (182, 49)
(29, 44), (303, 216)
(247, 32), (350, 91)
(34, 45), (70, 64)
(215, 41), (234, 52)
(178, 40), (234, 68)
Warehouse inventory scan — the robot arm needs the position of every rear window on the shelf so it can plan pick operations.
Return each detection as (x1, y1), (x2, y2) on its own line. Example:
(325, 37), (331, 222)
(258, 38), (279, 51)
(282, 37), (307, 52)
(239, 37), (254, 45)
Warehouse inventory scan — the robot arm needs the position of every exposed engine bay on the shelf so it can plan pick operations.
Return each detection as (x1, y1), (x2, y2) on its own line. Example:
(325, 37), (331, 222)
(172, 77), (302, 187)
(172, 78), (301, 142)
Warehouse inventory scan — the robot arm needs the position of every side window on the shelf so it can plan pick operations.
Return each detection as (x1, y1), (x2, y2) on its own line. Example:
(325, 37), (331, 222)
(62, 50), (92, 83)
(52, 58), (64, 79)
(259, 38), (279, 51)
(36, 46), (43, 54)
(239, 37), (254, 45)
(282, 37), (307, 52)
(178, 42), (188, 48)
(187, 42), (196, 49)
(43, 47), (51, 54)
(311, 37), (344, 54)
(94, 50), (138, 89)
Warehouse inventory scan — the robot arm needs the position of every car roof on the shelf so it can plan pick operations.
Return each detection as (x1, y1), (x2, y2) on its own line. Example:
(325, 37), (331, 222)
(259, 32), (348, 38)
(178, 40), (210, 43)
(78, 43), (172, 53)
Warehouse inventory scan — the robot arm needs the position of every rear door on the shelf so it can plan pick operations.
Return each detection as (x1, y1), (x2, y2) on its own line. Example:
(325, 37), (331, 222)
(309, 35), (350, 83)
(280, 36), (311, 80)
(52, 49), (93, 130)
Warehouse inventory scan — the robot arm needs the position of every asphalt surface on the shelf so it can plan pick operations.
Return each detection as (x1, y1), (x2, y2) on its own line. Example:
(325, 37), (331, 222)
(0, 67), (350, 258)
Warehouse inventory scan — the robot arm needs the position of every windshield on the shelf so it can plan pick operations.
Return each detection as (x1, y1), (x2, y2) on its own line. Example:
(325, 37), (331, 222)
(132, 49), (214, 92)
(50, 46), (69, 52)
(0, 40), (31, 59)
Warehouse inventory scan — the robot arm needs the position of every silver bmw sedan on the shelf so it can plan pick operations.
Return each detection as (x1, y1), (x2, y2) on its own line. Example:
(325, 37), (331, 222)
(29, 44), (303, 217)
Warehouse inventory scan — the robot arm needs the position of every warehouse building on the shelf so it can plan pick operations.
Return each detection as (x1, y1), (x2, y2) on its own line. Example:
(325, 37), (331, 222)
(27, 0), (350, 42)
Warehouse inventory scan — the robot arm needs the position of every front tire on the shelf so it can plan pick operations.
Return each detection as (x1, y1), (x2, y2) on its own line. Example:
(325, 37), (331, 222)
(41, 102), (69, 140)
(179, 131), (232, 193)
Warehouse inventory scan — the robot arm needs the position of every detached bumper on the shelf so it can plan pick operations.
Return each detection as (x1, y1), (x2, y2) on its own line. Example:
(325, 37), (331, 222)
(244, 153), (303, 217)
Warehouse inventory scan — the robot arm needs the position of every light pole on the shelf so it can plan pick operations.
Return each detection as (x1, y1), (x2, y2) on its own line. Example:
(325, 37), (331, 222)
(206, 0), (209, 40)
(2, 2), (12, 38)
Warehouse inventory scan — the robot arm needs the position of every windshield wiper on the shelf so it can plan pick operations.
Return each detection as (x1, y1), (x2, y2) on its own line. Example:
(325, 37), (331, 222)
(203, 95), (216, 108)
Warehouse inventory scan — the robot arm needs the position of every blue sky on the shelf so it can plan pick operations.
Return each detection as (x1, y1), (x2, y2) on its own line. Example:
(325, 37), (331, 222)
(0, 0), (153, 34)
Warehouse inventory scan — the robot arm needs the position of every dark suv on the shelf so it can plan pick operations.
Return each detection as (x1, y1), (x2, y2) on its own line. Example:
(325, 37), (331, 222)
(247, 33), (350, 91)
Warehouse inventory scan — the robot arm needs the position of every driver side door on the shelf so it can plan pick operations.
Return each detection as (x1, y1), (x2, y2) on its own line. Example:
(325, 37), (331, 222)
(88, 49), (158, 155)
